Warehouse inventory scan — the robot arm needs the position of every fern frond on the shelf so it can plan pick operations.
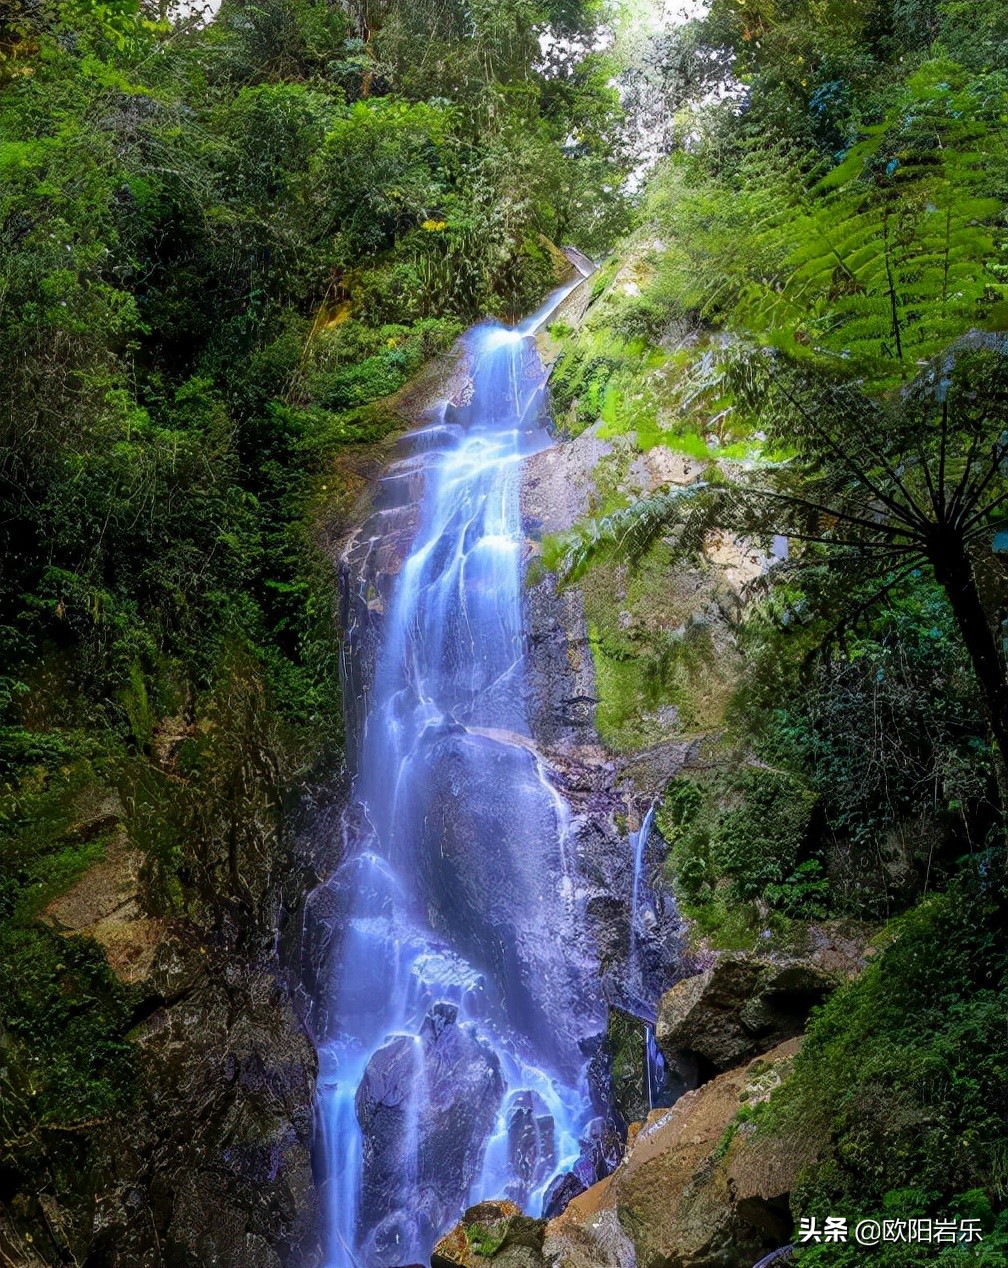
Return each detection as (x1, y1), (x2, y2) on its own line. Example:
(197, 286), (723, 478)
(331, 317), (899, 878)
(554, 482), (710, 584)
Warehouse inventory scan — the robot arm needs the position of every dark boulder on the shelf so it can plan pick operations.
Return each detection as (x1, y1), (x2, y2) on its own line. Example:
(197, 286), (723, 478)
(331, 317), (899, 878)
(572, 1116), (623, 1189)
(656, 955), (836, 1073)
(542, 1171), (587, 1220)
(356, 1005), (505, 1262)
(41, 946), (322, 1268)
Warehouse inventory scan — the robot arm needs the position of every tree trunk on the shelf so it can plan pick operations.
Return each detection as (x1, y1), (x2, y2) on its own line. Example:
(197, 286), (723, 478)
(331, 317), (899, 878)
(932, 540), (1008, 772)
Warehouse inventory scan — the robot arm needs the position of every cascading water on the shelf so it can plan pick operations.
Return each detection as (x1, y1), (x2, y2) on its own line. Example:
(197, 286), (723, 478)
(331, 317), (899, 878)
(628, 802), (678, 1113)
(628, 800), (658, 997)
(306, 273), (609, 1267)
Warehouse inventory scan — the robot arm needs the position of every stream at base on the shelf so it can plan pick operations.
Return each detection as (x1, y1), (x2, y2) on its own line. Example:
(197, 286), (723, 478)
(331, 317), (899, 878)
(304, 278), (612, 1267)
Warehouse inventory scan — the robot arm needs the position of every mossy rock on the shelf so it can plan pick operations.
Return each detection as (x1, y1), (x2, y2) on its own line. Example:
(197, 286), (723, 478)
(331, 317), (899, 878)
(432, 1201), (547, 1267)
(606, 1007), (649, 1126)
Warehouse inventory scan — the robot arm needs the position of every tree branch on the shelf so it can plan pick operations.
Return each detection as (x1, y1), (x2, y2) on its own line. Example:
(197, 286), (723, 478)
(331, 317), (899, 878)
(772, 376), (929, 530)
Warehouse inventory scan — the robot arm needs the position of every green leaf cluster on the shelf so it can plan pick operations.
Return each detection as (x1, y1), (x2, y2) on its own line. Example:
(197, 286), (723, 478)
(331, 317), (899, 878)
(763, 870), (1008, 1255)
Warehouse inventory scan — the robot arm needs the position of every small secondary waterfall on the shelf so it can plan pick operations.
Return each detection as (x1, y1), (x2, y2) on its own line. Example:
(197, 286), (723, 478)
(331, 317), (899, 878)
(626, 801), (664, 1110)
(628, 801), (657, 992)
(307, 274), (608, 1267)
(628, 802), (676, 1112)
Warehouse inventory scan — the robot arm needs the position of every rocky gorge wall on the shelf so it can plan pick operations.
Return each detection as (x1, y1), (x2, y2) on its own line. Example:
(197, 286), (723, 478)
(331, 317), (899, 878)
(2, 273), (860, 1268)
(302, 279), (693, 1245)
(426, 278), (878, 1268)
(297, 276), (850, 1268)
(1, 822), (323, 1268)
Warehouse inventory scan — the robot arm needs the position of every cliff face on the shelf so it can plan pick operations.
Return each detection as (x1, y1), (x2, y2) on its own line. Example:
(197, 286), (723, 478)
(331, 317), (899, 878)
(2, 889), (321, 1268)
(309, 288), (690, 1230)
(1, 278), (835, 1268)
(520, 423), (691, 1020)
(93, 942), (318, 1268)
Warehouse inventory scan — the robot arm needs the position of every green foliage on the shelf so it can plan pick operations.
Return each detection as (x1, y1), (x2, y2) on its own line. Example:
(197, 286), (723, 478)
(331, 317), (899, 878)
(611, 0), (1008, 385)
(711, 767), (818, 903)
(736, 583), (999, 865)
(763, 869), (1008, 1247)
(746, 63), (1008, 381)
(653, 573), (1000, 923)
(0, 761), (117, 924)
(659, 766), (820, 913)
(0, 925), (136, 1125)
(0, 1), (624, 1249)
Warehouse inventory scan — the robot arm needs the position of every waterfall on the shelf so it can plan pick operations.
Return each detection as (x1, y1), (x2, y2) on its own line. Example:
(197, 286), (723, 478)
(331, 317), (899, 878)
(629, 805), (657, 957)
(628, 803), (679, 1114)
(628, 800), (657, 1010)
(307, 273), (606, 1267)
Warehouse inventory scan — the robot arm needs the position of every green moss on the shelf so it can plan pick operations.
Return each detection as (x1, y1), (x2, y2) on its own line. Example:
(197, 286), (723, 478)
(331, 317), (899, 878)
(712, 1103), (759, 1162)
(466, 1222), (508, 1257)
(677, 891), (763, 952)
(662, 430), (712, 459)
(588, 258), (619, 303)
(0, 761), (117, 924)
(15, 836), (110, 924)
(589, 621), (654, 751)
(654, 758), (841, 955)
(607, 1008), (649, 1123)
(119, 660), (153, 751)
(581, 543), (730, 753)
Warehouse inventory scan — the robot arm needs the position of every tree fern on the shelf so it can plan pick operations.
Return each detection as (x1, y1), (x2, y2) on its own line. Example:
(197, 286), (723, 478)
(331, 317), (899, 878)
(746, 61), (1008, 384)
(553, 337), (1008, 758)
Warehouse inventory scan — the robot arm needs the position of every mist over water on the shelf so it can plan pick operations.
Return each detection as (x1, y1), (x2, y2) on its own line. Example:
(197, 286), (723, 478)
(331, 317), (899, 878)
(306, 280), (607, 1267)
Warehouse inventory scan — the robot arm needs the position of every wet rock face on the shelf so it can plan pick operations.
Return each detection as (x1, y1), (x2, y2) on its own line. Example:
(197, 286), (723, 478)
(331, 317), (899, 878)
(355, 1006), (505, 1264)
(656, 955), (836, 1073)
(505, 1091), (557, 1202)
(572, 1117), (624, 1190)
(605, 1009), (653, 1127)
(520, 464), (689, 1032)
(55, 939), (321, 1268)
(542, 1171), (586, 1220)
(409, 726), (606, 1075)
(523, 568), (598, 753)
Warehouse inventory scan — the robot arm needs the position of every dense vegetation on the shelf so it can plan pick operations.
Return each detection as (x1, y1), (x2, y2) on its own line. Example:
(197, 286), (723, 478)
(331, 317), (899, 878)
(0, 0), (623, 1243)
(546, 0), (1007, 1253)
(774, 867), (1008, 1264)
(2, 0), (1005, 1261)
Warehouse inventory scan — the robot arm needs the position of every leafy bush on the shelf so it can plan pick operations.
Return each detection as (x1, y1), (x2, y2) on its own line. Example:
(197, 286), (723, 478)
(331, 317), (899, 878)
(0, 925), (135, 1127)
(762, 869), (1008, 1256)
(710, 767), (818, 902)
(659, 767), (819, 912)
